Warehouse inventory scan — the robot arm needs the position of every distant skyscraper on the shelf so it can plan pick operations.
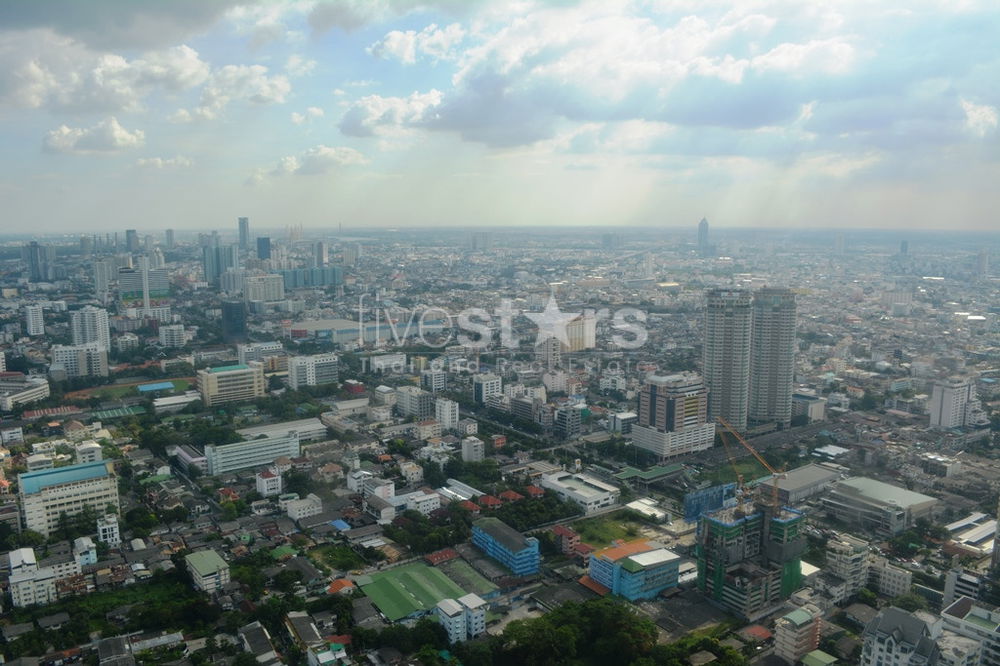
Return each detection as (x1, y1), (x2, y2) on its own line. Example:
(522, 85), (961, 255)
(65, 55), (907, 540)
(238, 217), (250, 249)
(221, 301), (248, 343)
(314, 241), (328, 267)
(470, 232), (491, 251)
(71, 306), (111, 351)
(125, 229), (139, 253)
(342, 243), (359, 266)
(977, 250), (989, 279)
(749, 287), (797, 429)
(79, 235), (93, 256)
(834, 233), (845, 255)
(165, 228), (175, 249)
(203, 245), (239, 286)
(23, 241), (55, 282)
(257, 236), (271, 260)
(703, 289), (752, 430)
(24, 304), (44, 336)
(697, 218), (710, 257)
(93, 259), (113, 299)
(899, 239), (909, 256)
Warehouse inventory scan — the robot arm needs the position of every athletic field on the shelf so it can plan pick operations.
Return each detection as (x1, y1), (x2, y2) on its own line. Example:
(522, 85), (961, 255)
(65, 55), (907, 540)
(361, 562), (466, 621)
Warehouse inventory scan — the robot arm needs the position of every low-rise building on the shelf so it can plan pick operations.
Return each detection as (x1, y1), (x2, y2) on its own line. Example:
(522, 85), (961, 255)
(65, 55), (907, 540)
(587, 540), (680, 600)
(472, 517), (540, 576)
(775, 604), (822, 664)
(540, 471), (620, 514)
(185, 549), (230, 593)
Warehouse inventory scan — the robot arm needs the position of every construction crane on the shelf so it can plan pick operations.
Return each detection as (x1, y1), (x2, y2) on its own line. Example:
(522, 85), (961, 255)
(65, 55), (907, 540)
(716, 416), (786, 511)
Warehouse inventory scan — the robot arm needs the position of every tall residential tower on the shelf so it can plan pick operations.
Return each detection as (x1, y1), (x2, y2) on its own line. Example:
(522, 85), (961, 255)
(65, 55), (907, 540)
(703, 289), (752, 431)
(749, 288), (797, 429)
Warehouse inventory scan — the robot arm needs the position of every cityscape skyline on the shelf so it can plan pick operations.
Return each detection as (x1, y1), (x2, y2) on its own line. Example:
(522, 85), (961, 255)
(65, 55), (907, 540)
(1, 1), (999, 232)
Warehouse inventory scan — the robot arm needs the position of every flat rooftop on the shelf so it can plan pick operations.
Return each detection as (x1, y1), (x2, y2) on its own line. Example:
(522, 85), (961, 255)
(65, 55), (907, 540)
(833, 477), (936, 508)
(19, 460), (111, 495)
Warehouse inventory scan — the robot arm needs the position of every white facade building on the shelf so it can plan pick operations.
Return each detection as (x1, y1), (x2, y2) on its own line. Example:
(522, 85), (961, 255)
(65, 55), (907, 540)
(288, 353), (339, 389)
(71, 306), (111, 351)
(436, 398), (459, 430)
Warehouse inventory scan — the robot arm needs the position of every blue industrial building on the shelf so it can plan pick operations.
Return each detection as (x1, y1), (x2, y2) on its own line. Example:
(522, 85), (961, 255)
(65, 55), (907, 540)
(471, 518), (540, 576)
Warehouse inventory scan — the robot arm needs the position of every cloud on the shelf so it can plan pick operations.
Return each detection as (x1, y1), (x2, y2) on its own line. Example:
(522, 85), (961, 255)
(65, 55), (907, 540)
(174, 64), (291, 121)
(961, 99), (998, 137)
(291, 106), (325, 124)
(0, 34), (210, 113)
(0, 0), (242, 49)
(285, 54), (316, 77)
(269, 144), (369, 176)
(339, 90), (443, 136)
(368, 23), (466, 64)
(43, 117), (145, 154)
(136, 155), (193, 168)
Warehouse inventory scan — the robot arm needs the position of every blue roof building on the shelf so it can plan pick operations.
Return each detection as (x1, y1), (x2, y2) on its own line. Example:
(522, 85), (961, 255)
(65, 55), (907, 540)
(471, 517), (539, 576)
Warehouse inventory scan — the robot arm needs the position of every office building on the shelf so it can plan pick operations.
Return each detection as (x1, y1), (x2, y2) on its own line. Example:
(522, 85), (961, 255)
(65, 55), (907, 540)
(165, 228), (175, 249)
(51, 343), (109, 378)
(397, 386), (434, 419)
(540, 472), (620, 514)
(221, 300), (248, 342)
(436, 594), (487, 644)
(861, 607), (939, 666)
(203, 244), (239, 285)
(749, 287), (796, 429)
(697, 502), (805, 621)
(473, 373), (502, 403)
(421, 369), (447, 393)
(125, 229), (139, 252)
(23, 241), (56, 282)
(554, 405), (582, 440)
(24, 304), (44, 336)
(697, 217), (710, 257)
(205, 432), (300, 475)
(472, 517), (540, 576)
(631, 373), (715, 460)
(244, 274), (285, 302)
(159, 324), (186, 348)
(822, 477), (937, 537)
(97, 513), (121, 547)
(238, 217), (250, 248)
(287, 353), (339, 390)
(237, 341), (284, 364)
(18, 460), (119, 537)
(185, 549), (230, 593)
(436, 398), (459, 430)
(342, 243), (359, 266)
(587, 540), (680, 601)
(823, 532), (870, 601)
(117, 263), (169, 304)
(278, 266), (343, 289)
(930, 377), (987, 429)
(0, 374), (51, 411)
(71, 306), (110, 351)
(197, 362), (266, 407)
(461, 436), (485, 463)
(257, 236), (271, 260)
(93, 259), (114, 298)
(314, 241), (328, 267)
(775, 605), (822, 664)
(703, 289), (752, 430)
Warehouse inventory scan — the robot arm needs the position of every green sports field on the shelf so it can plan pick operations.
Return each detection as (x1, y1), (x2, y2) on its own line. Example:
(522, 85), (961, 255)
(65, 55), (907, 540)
(361, 562), (466, 621)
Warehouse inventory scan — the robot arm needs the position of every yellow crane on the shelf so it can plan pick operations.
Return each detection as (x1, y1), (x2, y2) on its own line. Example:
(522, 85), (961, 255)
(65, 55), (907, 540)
(716, 416), (786, 510)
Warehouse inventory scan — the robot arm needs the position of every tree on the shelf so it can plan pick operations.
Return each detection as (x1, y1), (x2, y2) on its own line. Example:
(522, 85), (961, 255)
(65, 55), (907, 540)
(893, 592), (929, 612)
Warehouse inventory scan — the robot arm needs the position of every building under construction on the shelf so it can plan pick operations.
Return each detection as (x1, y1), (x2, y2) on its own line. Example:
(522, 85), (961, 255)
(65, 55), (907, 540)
(696, 500), (806, 621)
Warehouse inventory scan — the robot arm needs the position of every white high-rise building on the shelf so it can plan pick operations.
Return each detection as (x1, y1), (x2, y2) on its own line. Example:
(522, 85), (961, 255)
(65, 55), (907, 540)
(71, 305), (110, 351)
(750, 287), (796, 429)
(51, 343), (109, 377)
(473, 373), (502, 403)
(24, 304), (44, 336)
(93, 259), (114, 298)
(287, 353), (339, 389)
(631, 373), (715, 460)
(18, 461), (119, 538)
(244, 274), (285, 302)
(159, 324), (186, 348)
(929, 377), (985, 429)
(461, 436), (485, 463)
(436, 398), (459, 430)
(703, 289), (752, 430)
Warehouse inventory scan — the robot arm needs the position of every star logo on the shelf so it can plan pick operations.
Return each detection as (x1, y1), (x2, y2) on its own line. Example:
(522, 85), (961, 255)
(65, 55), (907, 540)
(525, 296), (580, 348)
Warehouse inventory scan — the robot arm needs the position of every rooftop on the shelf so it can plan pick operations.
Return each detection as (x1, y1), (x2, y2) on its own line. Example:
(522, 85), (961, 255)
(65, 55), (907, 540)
(19, 460), (111, 495)
(834, 477), (936, 508)
(473, 517), (531, 553)
(206, 364), (249, 373)
(185, 549), (228, 577)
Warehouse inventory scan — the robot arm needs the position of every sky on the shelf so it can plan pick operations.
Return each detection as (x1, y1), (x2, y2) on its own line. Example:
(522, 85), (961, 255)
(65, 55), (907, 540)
(1, 0), (999, 233)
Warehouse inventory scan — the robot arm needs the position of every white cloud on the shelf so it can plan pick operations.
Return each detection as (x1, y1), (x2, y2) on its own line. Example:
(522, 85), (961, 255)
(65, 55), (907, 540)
(285, 54), (316, 77)
(339, 90), (443, 136)
(751, 39), (857, 75)
(291, 106), (325, 124)
(176, 64), (291, 120)
(43, 117), (145, 154)
(136, 155), (193, 168)
(369, 23), (466, 64)
(270, 144), (369, 176)
(0, 33), (210, 113)
(961, 99), (998, 137)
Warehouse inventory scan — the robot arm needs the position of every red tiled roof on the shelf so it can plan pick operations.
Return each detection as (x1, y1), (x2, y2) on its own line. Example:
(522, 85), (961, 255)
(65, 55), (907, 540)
(425, 548), (460, 565)
(551, 524), (578, 538)
(327, 579), (356, 594)
(499, 490), (524, 501)
(578, 575), (610, 596)
(478, 495), (502, 507)
(459, 500), (480, 512)
(525, 485), (545, 496)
